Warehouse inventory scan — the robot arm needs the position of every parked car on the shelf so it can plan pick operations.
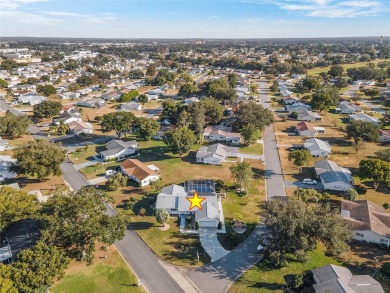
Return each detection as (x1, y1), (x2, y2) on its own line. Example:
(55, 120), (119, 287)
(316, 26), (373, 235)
(303, 179), (317, 185)
(105, 169), (117, 176)
(257, 244), (265, 253)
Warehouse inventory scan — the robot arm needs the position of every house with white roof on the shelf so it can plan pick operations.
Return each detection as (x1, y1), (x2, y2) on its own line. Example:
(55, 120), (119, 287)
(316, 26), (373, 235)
(119, 101), (142, 111)
(304, 138), (331, 157)
(335, 101), (360, 114)
(18, 95), (46, 105)
(286, 102), (311, 114)
(196, 143), (239, 165)
(155, 181), (223, 229)
(67, 121), (93, 135)
(314, 159), (353, 191)
(203, 125), (241, 145)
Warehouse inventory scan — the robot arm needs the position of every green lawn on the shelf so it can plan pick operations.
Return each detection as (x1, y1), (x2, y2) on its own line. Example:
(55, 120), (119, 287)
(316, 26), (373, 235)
(306, 60), (386, 76)
(69, 144), (104, 164)
(229, 245), (340, 293)
(80, 162), (119, 180)
(240, 142), (263, 155)
(51, 247), (143, 293)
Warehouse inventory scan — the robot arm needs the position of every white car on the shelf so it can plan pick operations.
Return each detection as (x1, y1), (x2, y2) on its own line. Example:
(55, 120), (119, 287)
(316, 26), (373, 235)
(303, 179), (317, 185)
(257, 244), (265, 253)
(105, 169), (117, 176)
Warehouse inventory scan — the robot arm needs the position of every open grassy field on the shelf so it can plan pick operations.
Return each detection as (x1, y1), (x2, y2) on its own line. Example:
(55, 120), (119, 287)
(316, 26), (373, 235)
(51, 245), (143, 293)
(306, 60), (387, 76)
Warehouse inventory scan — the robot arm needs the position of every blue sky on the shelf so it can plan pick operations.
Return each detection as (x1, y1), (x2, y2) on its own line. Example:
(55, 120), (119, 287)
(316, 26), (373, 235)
(1, 0), (389, 38)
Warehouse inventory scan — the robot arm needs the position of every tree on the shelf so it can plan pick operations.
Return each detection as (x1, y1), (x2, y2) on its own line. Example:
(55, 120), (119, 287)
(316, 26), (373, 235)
(163, 127), (196, 155)
(178, 83), (199, 97)
(346, 120), (379, 145)
(310, 92), (333, 112)
(328, 65), (344, 77)
(0, 187), (38, 231)
(189, 103), (205, 141)
(262, 199), (350, 267)
(0, 78), (8, 88)
(177, 110), (191, 128)
(241, 124), (260, 145)
(270, 81), (279, 93)
(344, 188), (359, 201)
(161, 99), (181, 124)
(137, 117), (160, 140)
(33, 100), (62, 118)
(0, 264), (17, 293)
(205, 78), (237, 102)
(359, 159), (390, 189)
(200, 97), (224, 124)
(37, 84), (56, 97)
(293, 188), (328, 203)
(137, 94), (148, 105)
(40, 75), (50, 82)
(229, 161), (253, 191)
(129, 69), (144, 79)
(227, 73), (238, 88)
(0, 59), (18, 72)
(298, 78), (320, 92)
(146, 64), (157, 76)
(76, 74), (97, 87)
(288, 150), (311, 173)
(380, 111), (390, 127)
(375, 148), (390, 162)
(14, 140), (66, 181)
(352, 137), (365, 154)
(155, 209), (170, 227)
(362, 88), (381, 98)
(101, 112), (136, 139)
(10, 242), (69, 293)
(234, 102), (273, 130)
(54, 120), (70, 135)
(334, 78), (348, 89)
(40, 187), (126, 264)
(0, 111), (30, 138)
(120, 90), (139, 102)
(105, 173), (128, 191)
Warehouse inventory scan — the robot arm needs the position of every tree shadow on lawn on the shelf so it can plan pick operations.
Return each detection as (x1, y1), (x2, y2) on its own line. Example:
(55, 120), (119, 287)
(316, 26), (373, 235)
(137, 146), (172, 161)
(321, 137), (352, 147)
(181, 151), (197, 164)
(129, 222), (154, 230)
(290, 167), (314, 181)
(247, 281), (286, 291)
(252, 167), (264, 180)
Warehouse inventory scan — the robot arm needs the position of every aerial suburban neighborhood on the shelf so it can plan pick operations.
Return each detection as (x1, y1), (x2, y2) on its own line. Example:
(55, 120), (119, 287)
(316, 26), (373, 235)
(0, 4), (390, 292)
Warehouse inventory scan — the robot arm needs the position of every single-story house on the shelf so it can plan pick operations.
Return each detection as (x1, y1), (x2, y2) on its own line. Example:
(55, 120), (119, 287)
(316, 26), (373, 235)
(335, 101), (360, 114)
(297, 109), (322, 122)
(296, 121), (316, 137)
(286, 102), (311, 114)
(349, 113), (379, 125)
(304, 138), (331, 157)
(379, 129), (390, 144)
(0, 137), (9, 152)
(314, 159), (353, 191)
(282, 95), (299, 105)
(120, 159), (160, 187)
(145, 94), (159, 101)
(53, 110), (82, 125)
(119, 101), (142, 111)
(99, 139), (138, 162)
(18, 95), (46, 105)
(312, 264), (385, 293)
(102, 92), (121, 101)
(340, 200), (390, 248)
(353, 80), (375, 86)
(67, 121), (93, 135)
(196, 143), (239, 165)
(77, 98), (105, 108)
(58, 92), (80, 100)
(184, 97), (200, 105)
(203, 125), (241, 145)
(155, 182), (222, 228)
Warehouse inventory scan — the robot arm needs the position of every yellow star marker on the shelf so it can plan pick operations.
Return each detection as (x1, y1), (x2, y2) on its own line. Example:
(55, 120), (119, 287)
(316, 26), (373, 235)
(186, 191), (206, 210)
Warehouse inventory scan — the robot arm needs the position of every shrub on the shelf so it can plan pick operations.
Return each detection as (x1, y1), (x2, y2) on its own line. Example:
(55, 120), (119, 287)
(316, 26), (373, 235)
(381, 262), (390, 277)
(195, 221), (199, 230)
(123, 200), (134, 210)
(355, 185), (367, 195)
(218, 221), (222, 230)
(289, 112), (298, 119)
(383, 203), (390, 210)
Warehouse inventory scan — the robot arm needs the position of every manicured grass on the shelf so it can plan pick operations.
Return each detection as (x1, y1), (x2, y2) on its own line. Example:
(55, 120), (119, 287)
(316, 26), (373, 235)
(306, 60), (386, 76)
(229, 245), (340, 293)
(240, 142), (263, 155)
(80, 162), (119, 180)
(51, 246), (143, 293)
(69, 144), (104, 164)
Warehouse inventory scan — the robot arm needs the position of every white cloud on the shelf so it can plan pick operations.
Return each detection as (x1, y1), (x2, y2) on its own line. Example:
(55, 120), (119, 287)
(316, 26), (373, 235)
(0, 10), (60, 25)
(241, 0), (389, 17)
(0, 0), (48, 9)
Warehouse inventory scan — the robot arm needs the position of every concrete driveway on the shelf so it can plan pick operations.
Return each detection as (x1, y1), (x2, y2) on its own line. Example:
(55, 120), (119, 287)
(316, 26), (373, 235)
(285, 181), (324, 189)
(237, 153), (264, 162)
(199, 229), (230, 262)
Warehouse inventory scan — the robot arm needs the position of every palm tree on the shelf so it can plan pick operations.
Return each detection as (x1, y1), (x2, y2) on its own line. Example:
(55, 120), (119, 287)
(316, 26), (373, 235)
(55, 120), (70, 135)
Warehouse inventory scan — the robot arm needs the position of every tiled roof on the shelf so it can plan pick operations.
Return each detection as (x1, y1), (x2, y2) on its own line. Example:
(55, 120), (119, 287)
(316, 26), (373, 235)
(121, 159), (158, 181)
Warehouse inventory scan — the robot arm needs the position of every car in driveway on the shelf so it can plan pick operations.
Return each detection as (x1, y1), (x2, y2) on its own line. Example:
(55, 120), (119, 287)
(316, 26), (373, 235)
(257, 244), (265, 253)
(303, 179), (317, 185)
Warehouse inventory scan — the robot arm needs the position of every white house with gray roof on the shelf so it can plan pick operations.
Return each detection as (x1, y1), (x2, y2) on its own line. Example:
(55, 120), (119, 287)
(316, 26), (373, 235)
(196, 143), (239, 165)
(155, 182), (223, 229)
(349, 112), (379, 125)
(99, 139), (138, 162)
(312, 264), (384, 293)
(304, 138), (331, 157)
(315, 159), (353, 191)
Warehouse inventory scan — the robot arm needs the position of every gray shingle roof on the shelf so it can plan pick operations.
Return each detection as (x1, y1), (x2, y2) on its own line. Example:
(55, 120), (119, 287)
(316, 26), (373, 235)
(315, 159), (352, 185)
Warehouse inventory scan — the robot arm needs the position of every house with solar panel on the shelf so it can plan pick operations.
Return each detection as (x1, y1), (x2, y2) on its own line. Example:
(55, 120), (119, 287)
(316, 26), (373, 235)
(155, 180), (224, 229)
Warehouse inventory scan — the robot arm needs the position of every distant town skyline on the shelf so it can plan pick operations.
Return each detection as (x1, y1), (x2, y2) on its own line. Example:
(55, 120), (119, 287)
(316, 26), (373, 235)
(1, 0), (389, 38)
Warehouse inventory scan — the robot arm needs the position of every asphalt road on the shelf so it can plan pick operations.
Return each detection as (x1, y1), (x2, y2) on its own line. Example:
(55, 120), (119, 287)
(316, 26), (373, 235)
(145, 106), (163, 119)
(60, 160), (184, 293)
(259, 80), (287, 199)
